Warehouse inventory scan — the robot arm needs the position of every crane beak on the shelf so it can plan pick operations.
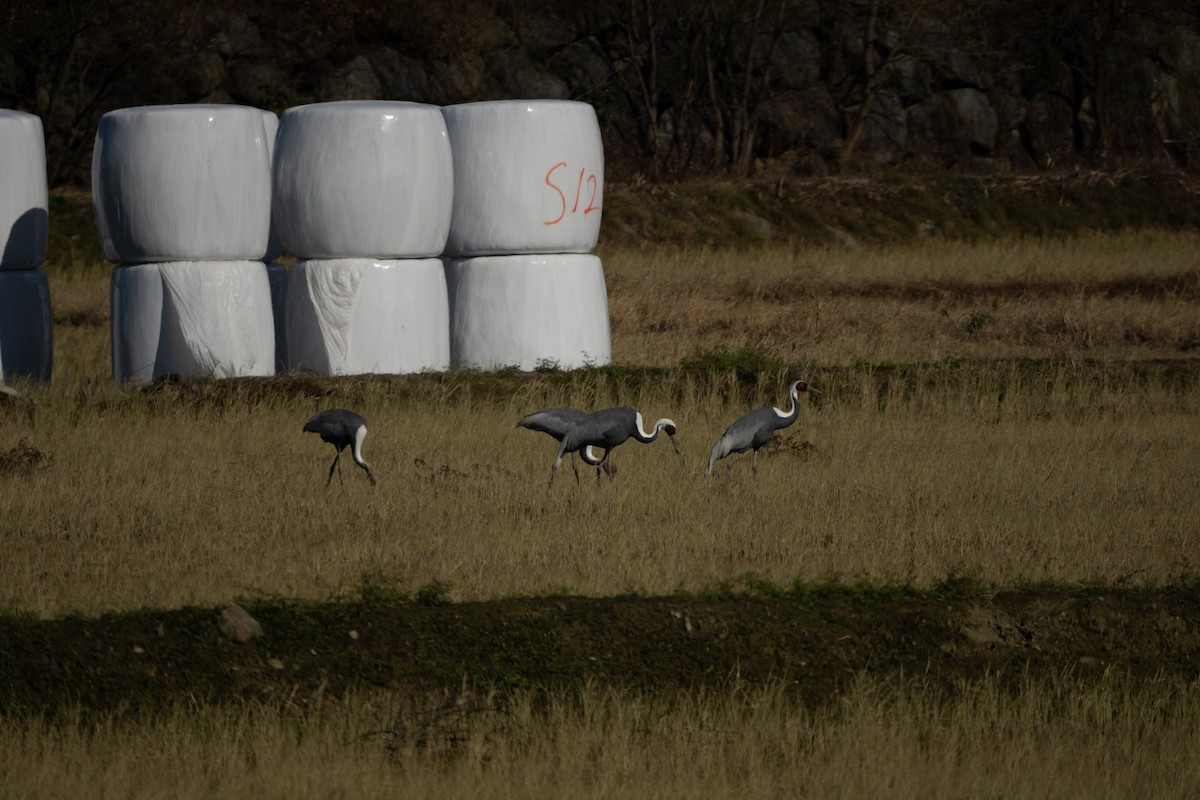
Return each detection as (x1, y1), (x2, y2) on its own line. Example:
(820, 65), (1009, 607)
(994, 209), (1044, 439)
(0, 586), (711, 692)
(668, 432), (680, 455)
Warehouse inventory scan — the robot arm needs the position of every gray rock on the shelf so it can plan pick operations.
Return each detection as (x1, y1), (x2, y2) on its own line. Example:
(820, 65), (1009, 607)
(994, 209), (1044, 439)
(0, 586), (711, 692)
(369, 48), (432, 101)
(946, 88), (997, 153)
(226, 61), (289, 108)
(906, 89), (997, 165)
(186, 51), (225, 98)
(740, 213), (773, 240)
(496, 53), (570, 99)
(881, 52), (932, 106)
(858, 90), (908, 164)
(318, 55), (381, 101)
(548, 40), (612, 91)
(431, 53), (490, 104)
(218, 604), (262, 643)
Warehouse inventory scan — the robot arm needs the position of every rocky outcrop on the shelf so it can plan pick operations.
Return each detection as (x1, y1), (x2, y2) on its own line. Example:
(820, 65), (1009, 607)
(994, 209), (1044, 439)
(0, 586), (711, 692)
(5, 0), (1198, 183)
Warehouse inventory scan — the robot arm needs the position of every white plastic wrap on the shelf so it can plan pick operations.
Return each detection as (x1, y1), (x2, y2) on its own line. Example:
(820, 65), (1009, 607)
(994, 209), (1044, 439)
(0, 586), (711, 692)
(92, 104), (271, 263)
(441, 100), (604, 257)
(260, 110), (284, 262)
(0, 110), (48, 270)
(0, 269), (52, 381)
(267, 262), (288, 373)
(272, 101), (453, 259)
(110, 263), (163, 383)
(110, 260), (275, 383)
(285, 258), (450, 375)
(446, 254), (611, 370)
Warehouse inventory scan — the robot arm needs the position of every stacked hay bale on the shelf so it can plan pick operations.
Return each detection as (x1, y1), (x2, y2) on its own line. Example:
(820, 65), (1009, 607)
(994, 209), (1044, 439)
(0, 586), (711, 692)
(273, 101), (452, 376)
(90, 98), (610, 382)
(0, 110), (53, 383)
(441, 100), (611, 371)
(94, 104), (275, 383)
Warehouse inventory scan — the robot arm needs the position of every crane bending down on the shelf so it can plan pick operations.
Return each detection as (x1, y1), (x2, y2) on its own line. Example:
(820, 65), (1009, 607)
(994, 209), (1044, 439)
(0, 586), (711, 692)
(707, 380), (809, 477)
(303, 408), (378, 487)
(551, 406), (679, 486)
(517, 407), (613, 483)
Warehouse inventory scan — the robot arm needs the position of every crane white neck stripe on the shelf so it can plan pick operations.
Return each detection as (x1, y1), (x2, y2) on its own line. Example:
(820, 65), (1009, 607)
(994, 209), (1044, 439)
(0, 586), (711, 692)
(634, 411), (653, 439)
(772, 386), (801, 418)
(352, 424), (368, 464)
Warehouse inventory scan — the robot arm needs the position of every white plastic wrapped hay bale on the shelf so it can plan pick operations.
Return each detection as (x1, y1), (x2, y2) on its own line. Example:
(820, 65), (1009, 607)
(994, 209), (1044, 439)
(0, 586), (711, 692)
(272, 101), (453, 259)
(441, 100), (604, 257)
(0, 269), (52, 381)
(446, 254), (611, 370)
(92, 104), (271, 263)
(110, 260), (275, 383)
(285, 258), (449, 375)
(0, 110), (48, 270)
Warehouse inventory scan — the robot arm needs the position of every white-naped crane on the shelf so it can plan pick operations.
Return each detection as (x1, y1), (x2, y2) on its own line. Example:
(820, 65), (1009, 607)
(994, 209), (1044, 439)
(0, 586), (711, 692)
(707, 379), (809, 477)
(550, 405), (679, 486)
(303, 408), (378, 487)
(517, 407), (614, 483)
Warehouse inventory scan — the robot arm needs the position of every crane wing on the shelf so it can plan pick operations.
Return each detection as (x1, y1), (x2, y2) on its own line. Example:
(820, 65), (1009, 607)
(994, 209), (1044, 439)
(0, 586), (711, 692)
(517, 407), (588, 439)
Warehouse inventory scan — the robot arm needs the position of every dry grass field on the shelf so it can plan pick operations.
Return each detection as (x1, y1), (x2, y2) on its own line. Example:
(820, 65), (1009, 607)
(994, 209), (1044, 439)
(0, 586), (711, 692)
(4, 674), (1199, 799)
(3, 231), (1198, 617)
(2, 226), (1199, 797)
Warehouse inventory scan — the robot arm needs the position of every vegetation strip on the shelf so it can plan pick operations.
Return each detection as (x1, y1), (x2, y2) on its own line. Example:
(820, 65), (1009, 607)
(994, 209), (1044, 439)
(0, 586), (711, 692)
(7, 355), (1194, 412)
(3, 586), (1198, 719)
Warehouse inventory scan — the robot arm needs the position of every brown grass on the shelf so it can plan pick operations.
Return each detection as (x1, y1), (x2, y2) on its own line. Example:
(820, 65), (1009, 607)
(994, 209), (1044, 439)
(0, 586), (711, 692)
(4, 379), (1196, 617)
(603, 231), (1200, 366)
(4, 674), (1198, 799)
(1, 232), (1198, 617)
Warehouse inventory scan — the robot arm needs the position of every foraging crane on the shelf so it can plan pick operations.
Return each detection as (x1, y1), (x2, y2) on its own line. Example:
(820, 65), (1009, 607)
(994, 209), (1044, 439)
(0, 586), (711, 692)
(517, 407), (613, 483)
(303, 408), (378, 486)
(551, 406), (679, 486)
(707, 380), (809, 477)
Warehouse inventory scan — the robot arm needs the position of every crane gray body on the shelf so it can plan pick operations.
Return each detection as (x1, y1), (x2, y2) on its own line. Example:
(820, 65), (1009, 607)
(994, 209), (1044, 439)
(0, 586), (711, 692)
(707, 380), (808, 476)
(303, 408), (377, 486)
(552, 405), (678, 485)
(517, 407), (610, 482)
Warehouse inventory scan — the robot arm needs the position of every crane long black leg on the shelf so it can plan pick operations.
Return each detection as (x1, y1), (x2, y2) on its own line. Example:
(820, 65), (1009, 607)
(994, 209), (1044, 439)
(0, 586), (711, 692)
(326, 452), (339, 487)
(596, 449), (614, 485)
(571, 454), (580, 484)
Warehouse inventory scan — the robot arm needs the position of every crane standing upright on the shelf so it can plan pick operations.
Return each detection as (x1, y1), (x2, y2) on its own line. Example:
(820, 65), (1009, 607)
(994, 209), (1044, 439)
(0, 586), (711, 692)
(707, 380), (809, 477)
(551, 405), (679, 486)
(303, 408), (378, 486)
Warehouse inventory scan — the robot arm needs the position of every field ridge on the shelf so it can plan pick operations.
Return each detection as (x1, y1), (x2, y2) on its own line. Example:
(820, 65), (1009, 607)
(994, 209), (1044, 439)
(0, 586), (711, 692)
(3, 584), (1199, 719)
